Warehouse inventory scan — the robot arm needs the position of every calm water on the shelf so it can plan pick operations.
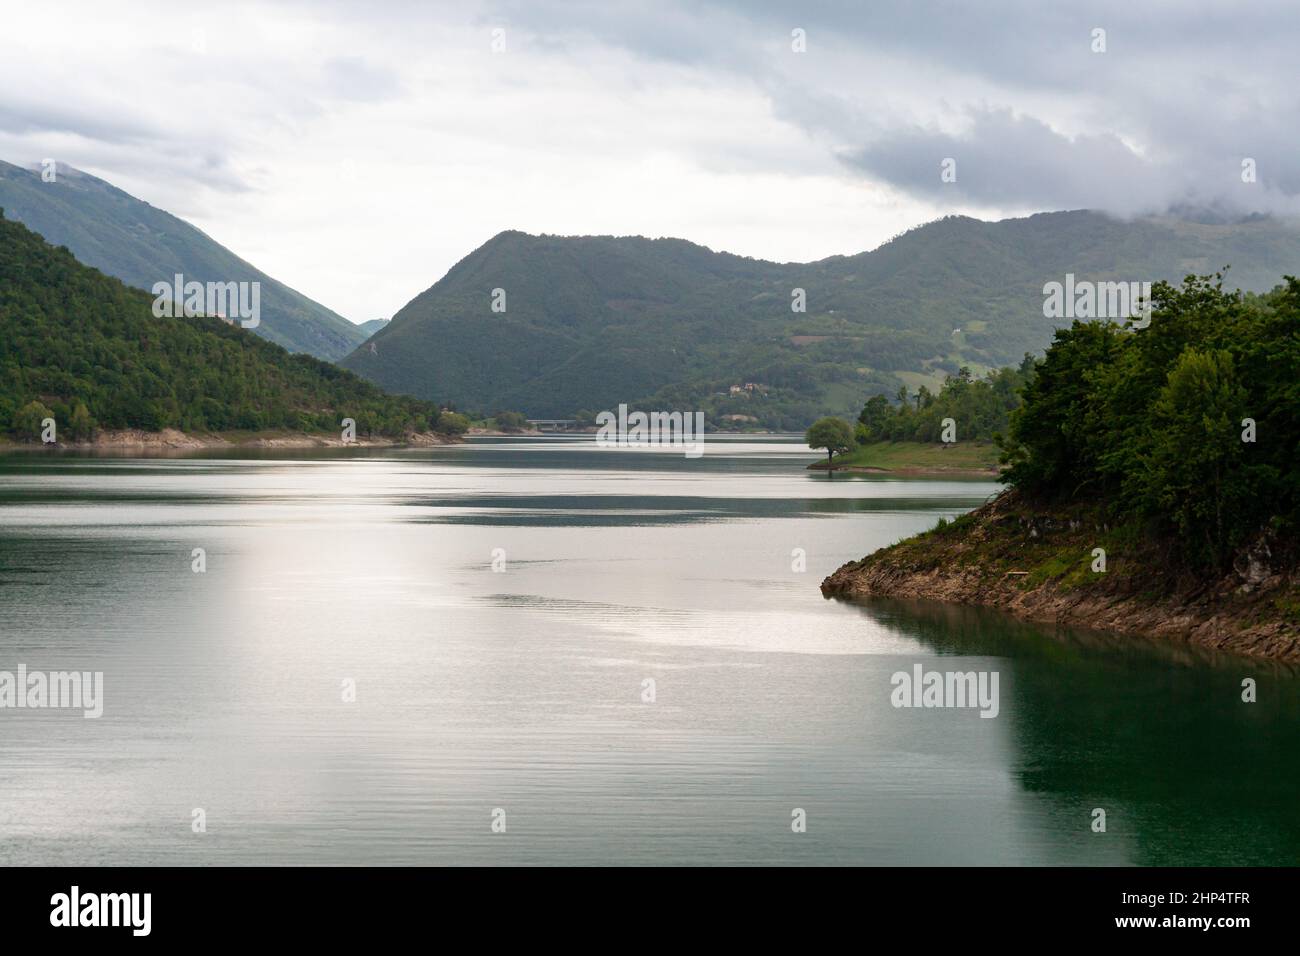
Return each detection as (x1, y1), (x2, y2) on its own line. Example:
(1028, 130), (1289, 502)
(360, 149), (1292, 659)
(0, 436), (1295, 866)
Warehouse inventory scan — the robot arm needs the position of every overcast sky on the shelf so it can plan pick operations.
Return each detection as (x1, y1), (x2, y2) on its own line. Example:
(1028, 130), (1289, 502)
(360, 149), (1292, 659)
(2, 0), (1297, 321)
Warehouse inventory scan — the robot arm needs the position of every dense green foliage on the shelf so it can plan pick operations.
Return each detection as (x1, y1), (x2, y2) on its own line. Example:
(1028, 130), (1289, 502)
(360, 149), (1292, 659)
(344, 213), (1300, 424)
(805, 417), (855, 462)
(0, 214), (448, 439)
(1000, 273), (1300, 570)
(856, 360), (1030, 443)
(437, 411), (471, 435)
(491, 410), (530, 431)
(0, 161), (366, 360)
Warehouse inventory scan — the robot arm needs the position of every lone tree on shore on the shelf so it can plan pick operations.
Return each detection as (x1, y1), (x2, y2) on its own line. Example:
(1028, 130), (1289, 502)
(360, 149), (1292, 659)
(806, 417), (855, 464)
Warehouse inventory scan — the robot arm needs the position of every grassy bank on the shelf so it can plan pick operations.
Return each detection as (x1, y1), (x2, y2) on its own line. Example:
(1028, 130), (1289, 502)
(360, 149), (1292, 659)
(808, 440), (999, 475)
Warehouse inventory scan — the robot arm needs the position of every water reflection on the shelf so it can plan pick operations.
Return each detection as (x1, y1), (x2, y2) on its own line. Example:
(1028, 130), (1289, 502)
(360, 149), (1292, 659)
(840, 598), (1300, 865)
(0, 437), (1293, 865)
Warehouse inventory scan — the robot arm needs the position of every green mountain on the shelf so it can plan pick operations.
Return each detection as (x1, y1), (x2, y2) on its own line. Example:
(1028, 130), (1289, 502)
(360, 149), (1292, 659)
(340, 211), (1300, 426)
(0, 160), (366, 361)
(358, 318), (390, 337)
(0, 212), (447, 440)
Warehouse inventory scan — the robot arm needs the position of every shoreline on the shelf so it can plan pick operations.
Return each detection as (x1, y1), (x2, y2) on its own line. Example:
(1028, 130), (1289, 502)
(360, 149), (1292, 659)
(806, 440), (1001, 478)
(0, 428), (460, 451)
(821, 491), (1300, 663)
(807, 460), (999, 477)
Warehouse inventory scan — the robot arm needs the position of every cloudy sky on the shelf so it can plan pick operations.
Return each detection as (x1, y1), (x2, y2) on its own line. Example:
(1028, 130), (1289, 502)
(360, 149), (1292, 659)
(2, 0), (1297, 321)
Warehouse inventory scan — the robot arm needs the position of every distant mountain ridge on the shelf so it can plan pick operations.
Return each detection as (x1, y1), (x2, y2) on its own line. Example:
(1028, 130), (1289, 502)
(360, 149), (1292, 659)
(0, 160), (366, 360)
(341, 211), (1300, 424)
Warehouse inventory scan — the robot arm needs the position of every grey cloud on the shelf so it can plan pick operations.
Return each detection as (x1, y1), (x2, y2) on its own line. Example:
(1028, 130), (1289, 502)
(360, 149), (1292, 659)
(0, 100), (159, 145)
(474, 0), (1300, 217)
(7, 0), (1300, 218)
(842, 108), (1169, 214)
(322, 57), (402, 102)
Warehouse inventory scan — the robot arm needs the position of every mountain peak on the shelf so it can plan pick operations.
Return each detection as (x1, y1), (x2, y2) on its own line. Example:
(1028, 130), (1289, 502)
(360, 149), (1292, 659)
(342, 210), (1300, 422)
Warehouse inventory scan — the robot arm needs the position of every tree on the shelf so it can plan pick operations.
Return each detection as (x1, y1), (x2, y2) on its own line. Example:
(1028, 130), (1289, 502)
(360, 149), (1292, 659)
(68, 401), (95, 441)
(1133, 347), (1255, 571)
(437, 411), (471, 436)
(998, 320), (1125, 493)
(857, 394), (891, 441)
(998, 271), (1300, 570)
(858, 363), (1031, 445)
(806, 417), (855, 463)
(493, 410), (529, 432)
(14, 401), (53, 442)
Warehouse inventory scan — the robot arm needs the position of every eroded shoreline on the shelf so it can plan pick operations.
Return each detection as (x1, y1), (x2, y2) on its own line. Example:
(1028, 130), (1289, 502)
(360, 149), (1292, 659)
(821, 492), (1300, 662)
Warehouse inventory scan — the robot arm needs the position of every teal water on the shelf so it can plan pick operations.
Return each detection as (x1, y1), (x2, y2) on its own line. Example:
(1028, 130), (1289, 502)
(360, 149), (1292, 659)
(0, 436), (1295, 865)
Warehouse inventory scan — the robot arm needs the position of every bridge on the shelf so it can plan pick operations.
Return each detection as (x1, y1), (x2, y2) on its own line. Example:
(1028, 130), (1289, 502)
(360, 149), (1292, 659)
(526, 419), (580, 432)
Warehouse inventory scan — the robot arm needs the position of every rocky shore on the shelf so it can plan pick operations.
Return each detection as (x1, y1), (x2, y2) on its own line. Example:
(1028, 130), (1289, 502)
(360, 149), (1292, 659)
(821, 491), (1300, 662)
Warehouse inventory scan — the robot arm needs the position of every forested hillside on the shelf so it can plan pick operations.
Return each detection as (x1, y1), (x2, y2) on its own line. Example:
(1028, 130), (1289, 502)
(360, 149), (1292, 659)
(0, 212), (448, 441)
(343, 212), (1300, 425)
(0, 160), (367, 360)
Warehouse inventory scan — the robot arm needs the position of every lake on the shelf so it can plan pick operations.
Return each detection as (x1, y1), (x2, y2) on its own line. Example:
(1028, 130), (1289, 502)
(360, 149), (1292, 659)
(0, 435), (1295, 865)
